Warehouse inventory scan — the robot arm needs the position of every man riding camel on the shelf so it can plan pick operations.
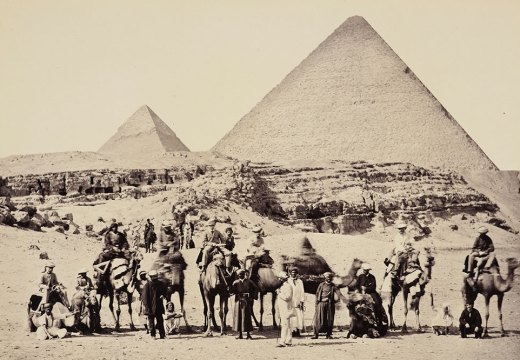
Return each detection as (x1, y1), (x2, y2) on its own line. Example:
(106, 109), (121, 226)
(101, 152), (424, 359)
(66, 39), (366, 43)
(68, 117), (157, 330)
(93, 222), (131, 272)
(76, 268), (94, 293)
(245, 226), (270, 281)
(158, 220), (179, 255)
(385, 221), (413, 279)
(198, 219), (228, 272)
(38, 261), (69, 307)
(464, 226), (496, 285)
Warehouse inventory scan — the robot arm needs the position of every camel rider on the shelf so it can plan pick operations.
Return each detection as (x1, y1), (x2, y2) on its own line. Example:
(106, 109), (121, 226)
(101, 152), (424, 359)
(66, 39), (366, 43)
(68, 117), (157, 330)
(76, 268), (95, 293)
(158, 220), (178, 255)
(38, 261), (69, 307)
(93, 222), (130, 270)
(385, 221), (412, 278)
(199, 219), (228, 271)
(466, 226), (496, 281)
(401, 242), (424, 284)
(245, 226), (268, 281)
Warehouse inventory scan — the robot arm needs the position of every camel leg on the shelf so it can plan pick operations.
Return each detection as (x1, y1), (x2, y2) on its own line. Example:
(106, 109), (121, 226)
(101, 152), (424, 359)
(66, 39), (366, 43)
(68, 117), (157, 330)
(483, 295), (491, 337)
(199, 281), (208, 330)
(402, 291), (409, 333)
(114, 292), (121, 331)
(219, 295), (228, 336)
(414, 299), (423, 332)
(251, 299), (260, 328)
(179, 287), (192, 332)
(108, 292), (118, 330)
(271, 292), (278, 330)
(205, 293), (215, 337)
(258, 293), (265, 331)
(387, 295), (396, 331)
(127, 292), (136, 331)
(497, 293), (506, 336)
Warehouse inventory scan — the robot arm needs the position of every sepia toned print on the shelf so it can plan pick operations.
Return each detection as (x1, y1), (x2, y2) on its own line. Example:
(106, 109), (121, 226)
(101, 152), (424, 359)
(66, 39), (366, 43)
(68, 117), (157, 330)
(0, 1), (519, 360)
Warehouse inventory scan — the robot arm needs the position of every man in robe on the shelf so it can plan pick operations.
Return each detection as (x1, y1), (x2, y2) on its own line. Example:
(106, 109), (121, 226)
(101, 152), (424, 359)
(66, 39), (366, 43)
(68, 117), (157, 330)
(276, 271), (294, 347)
(312, 272), (340, 339)
(231, 269), (255, 340)
(35, 303), (68, 340)
(288, 267), (305, 337)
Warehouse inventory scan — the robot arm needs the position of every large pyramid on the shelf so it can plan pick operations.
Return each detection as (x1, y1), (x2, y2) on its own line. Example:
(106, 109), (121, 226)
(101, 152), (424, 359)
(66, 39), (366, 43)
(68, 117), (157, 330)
(213, 16), (498, 171)
(98, 105), (189, 158)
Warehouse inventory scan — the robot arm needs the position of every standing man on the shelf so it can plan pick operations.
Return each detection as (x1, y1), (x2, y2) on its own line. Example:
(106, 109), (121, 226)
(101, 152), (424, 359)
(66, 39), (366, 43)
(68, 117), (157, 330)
(276, 271), (294, 347)
(459, 303), (483, 338)
(232, 269), (255, 340)
(312, 272), (340, 339)
(288, 267), (305, 337)
(141, 270), (166, 340)
(466, 226), (496, 282)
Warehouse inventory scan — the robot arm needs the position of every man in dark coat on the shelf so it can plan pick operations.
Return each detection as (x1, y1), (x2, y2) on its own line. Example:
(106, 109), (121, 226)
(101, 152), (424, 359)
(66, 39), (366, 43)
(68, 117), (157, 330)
(356, 263), (386, 331)
(141, 270), (166, 339)
(466, 226), (496, 281)
(312, 272), (341, 339)
(231, 269), (255, 339)
(459, 303), (483, 338)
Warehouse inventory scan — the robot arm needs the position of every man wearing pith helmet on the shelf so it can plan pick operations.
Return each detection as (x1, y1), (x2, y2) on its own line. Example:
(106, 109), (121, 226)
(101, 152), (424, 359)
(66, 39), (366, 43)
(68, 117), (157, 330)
(466, 226), (496, 281)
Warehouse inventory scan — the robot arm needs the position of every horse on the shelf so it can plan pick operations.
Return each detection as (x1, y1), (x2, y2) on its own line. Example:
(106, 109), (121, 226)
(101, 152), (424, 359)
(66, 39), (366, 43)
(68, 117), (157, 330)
(96, 249), (143, 331)
(380, 247), (435, 332)
(150, 250), (192, 331)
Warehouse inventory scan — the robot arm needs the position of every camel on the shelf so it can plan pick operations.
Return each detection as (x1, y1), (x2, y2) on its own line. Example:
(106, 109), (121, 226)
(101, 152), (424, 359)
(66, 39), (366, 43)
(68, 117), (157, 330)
(249, 266), (282, 330)
(149, 250), (192, 331)
(461, 257), (519, 337)
(96, 250), (142, 331)
(199, 256), (233, 336)
(380, 247), (435, 332)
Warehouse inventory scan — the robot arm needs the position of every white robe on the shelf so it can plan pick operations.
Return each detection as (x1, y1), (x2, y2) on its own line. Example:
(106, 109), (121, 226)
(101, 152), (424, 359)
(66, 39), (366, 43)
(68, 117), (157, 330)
(276, 281), (294, 345)
(288, 278), (305, 331)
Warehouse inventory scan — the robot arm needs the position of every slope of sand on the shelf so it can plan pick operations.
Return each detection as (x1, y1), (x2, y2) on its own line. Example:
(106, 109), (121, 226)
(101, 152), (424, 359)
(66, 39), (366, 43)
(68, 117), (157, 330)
(1, 189), (519, 359)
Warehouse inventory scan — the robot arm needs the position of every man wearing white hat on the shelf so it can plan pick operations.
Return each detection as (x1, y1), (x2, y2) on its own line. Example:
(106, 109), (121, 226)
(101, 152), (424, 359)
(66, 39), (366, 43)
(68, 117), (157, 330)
(466, 226), (496, 282)
(385, 221), (411, 278)
(245, 227), (267, 281)
(276, 271), (294, 347)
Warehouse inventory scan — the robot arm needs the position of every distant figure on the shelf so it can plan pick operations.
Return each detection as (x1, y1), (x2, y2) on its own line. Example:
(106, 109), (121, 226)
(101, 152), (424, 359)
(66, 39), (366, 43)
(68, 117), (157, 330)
(141, 270), (166, 339)
(464, 226), (496, 285)
(431, 302), (454, 335)
(144, 219), (156, 253)
(459, 303), (483, 338)
(312, 272), (340, 339)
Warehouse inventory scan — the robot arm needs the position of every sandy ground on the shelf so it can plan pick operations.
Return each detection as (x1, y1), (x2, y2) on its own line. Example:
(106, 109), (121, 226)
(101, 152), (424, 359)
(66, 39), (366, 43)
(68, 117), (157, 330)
(1, 196), (519, 360)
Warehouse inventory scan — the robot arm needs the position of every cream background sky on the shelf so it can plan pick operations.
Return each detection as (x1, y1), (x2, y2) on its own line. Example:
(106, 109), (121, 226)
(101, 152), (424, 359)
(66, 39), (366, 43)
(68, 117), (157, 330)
(0, 0), (518, 169)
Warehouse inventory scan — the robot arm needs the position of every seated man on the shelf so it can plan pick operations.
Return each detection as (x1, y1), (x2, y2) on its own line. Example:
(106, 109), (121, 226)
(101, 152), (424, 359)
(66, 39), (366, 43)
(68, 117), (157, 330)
(465, 226), (496, 281)
(459, 302), (483, 339)
(199, 219), (229, 271)
(38, 261), (69, 307)
(401, 242), (424, 284)
(385, 221), (411, 278)
(93, 223), (130, 273)
(76, 268), (94, 293)
(245, 227), (269, 281)
(36, 303), (68, 340)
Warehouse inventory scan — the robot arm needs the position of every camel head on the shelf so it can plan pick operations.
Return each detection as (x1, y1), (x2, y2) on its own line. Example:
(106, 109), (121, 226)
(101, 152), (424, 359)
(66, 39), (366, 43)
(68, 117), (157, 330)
(351, 258), (363, 272)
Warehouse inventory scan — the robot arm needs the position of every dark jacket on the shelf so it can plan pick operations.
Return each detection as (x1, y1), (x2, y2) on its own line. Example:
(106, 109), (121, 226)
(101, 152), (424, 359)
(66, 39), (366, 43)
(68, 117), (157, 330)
(459, 308), (482, 328)
(357, 273), (376, 294)
(472, 234), (494, 254)
(141, 280), (166, 316)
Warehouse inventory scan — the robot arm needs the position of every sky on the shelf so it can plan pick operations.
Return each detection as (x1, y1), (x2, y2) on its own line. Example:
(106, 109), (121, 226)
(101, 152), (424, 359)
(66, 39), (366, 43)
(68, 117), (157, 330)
(0, 0), (519, 169)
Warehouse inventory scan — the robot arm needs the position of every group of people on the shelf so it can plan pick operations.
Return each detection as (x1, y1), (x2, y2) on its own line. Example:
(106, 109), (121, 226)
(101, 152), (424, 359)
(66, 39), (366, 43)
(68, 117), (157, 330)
(33, 214), (496, 342)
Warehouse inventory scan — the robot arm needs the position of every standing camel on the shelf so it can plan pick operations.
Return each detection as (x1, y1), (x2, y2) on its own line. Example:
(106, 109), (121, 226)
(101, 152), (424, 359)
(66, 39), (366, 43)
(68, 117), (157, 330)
(249, 266), (282, 330)
(199, 257), (231, 336)
(97, 250), (142, 331)
(380, 247), (435, 332)
(150, 251), (192, 331)
(461, 257), (519, 337)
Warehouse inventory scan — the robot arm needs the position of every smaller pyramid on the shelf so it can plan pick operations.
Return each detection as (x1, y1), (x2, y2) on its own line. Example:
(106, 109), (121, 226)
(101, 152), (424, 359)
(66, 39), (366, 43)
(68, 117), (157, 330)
(98, 105), (189, 158)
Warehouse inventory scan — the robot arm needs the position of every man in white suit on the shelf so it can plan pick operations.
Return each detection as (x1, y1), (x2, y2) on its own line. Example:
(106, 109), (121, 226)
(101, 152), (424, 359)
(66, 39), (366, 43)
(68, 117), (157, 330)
(288, 267), (305, 337)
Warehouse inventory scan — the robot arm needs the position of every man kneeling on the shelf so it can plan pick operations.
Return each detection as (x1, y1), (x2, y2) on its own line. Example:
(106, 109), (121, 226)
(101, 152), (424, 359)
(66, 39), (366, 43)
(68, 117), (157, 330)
(459, 303), (483, 339)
